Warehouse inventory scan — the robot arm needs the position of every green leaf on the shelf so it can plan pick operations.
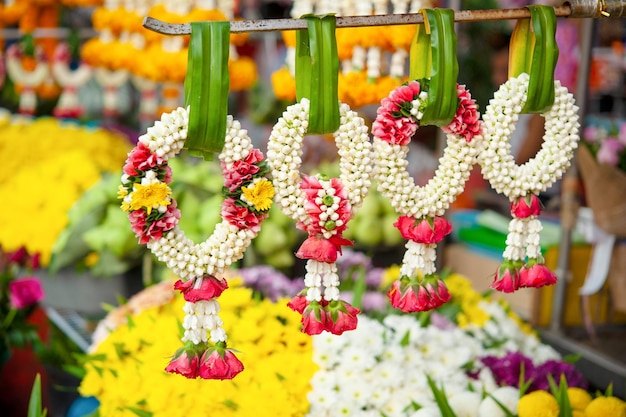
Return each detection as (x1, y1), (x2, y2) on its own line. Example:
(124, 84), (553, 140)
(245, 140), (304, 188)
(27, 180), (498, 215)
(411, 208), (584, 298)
(49, 207), (107, 274)
(126, 406), (153, 417)
(521, 5), (558, 113)
(400, 330), (411, 347)
(426, 375), (457, 417)
(562, 353), (582, 364)
(411, 9), (458, 127)
(350, 268), (367, 310)
(296, 14), (340, 135)
(184, 21), (230, 159)
(518, 361), (533, 397)
(487, 393), (517, 417)
(27, 374), (46, 417)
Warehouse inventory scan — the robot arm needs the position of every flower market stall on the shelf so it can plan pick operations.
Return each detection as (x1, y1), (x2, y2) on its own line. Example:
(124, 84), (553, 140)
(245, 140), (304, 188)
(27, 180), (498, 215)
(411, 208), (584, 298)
(1, 1), (626, 417)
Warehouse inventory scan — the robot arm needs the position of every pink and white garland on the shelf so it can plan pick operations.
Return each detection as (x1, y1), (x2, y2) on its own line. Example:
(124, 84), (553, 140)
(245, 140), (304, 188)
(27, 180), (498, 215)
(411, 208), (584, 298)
(478, 73), (579, 293)
(266, 98), (372, 336)
(52, 43), (92, 119)
(5, 44), (49, 116)
(372, 81), (481, 313)
(119, 106), (274, 380)
(95, 67), (129, 119)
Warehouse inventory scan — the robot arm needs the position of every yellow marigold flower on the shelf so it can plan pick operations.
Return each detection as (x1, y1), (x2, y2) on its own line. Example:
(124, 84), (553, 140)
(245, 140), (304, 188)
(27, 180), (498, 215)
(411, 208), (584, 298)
(281, 30), (296, 48)
(381, 265), (401, 289)
(518, 390), (559, 417)
(271, 67), (296, 101)
(241, 179), (274, 211)
(572, 410), (585, 417)
(568, 387), (593, 411)
(585, 396), (626, 417)
(85, 252), (99, 268)
(229, 57), (258, 92)
(129, 182), (171, 214)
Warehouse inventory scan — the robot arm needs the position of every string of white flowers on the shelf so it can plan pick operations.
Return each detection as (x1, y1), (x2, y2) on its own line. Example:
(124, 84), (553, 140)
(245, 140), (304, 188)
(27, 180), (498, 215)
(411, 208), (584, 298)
(479, 73), (579, 278)
(94, 67), (130, 118)
(182, 298), (226, 344)
(373, 92), (479, 219)
(267, 98), (372, 224)
(5, 44), (49, 115)
(502, 217), (527, 262)
(399, 241), (437, 277)
(133, 110), (263, 279)
(304, 260), (341, 302)
(478, 73), (579, 200)
(524, 218), (543, 260)
(52, 44), (93, 118)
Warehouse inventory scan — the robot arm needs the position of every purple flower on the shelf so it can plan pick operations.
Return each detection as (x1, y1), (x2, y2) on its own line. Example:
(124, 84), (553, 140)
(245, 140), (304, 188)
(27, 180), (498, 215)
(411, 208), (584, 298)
(481, 352), (535, 388)
(430, 312), (457, 331)
(530, 359), (588, 392)
(365, 268), (384, 288)
(239, 266), (302, 301)
(361, 292), (387, 312)
(480, 351), (588, 392)
(597, 137), (624, 166)
(336, 249), (373, 278)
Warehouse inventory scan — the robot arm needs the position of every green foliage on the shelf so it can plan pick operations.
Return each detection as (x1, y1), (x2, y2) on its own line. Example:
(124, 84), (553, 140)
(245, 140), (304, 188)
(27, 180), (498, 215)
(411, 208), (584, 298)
(27, 374), (48, 417)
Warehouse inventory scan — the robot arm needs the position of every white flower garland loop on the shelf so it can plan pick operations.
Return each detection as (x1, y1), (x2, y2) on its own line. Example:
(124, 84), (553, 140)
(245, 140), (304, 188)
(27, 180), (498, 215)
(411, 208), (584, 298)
(372, 83), (481, 219)
(266, 98), (372, 227)
(266, 98), (372, 335)
(119, 107), (274, 350)
(478, 73), (580, 200)
(478, 73), (580, 293)
(120, 107), (273, 282)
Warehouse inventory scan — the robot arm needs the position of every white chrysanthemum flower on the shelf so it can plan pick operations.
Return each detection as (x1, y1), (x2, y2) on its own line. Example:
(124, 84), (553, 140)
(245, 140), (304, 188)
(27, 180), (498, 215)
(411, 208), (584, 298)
(409, 407), (443, 417)
(478, 386), (520, 417)
(449, 391), (483, 417)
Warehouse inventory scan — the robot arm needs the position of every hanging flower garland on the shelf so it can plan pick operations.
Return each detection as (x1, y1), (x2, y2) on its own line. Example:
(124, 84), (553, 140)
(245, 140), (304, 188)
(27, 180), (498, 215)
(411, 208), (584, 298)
(266, 98), (372, 336)
(119, 106), (275, 380)
(51, 42), (92, 119)
(372, 81), (481, 313)
(5, 43), (49, 115)
(478, 73), (579, 293)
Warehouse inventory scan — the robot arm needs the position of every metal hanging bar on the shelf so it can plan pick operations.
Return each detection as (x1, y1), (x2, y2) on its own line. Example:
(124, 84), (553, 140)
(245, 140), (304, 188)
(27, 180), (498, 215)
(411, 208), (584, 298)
(142, 1), (626, 36)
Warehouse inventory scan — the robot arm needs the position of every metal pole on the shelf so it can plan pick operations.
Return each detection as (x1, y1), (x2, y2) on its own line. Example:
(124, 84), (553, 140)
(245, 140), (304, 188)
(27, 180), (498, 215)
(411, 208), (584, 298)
(143, 5), (577, 35)
(549, 16), (597, 332)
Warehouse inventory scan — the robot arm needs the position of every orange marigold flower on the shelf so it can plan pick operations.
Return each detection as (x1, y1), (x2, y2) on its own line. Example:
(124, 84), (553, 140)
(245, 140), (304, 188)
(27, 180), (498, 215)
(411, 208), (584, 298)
(229, 57), (257, 92)
(281, 31), (297, 48)
(271, 67), (296, 101)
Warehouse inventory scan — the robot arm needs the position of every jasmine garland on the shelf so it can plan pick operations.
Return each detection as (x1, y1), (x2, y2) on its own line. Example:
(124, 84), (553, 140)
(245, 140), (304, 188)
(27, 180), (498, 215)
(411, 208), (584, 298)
(478, 73), (579, 293)
(266, 98), (372, 336)
(119, 107), (275, 379)
(372, 81), (481, 313)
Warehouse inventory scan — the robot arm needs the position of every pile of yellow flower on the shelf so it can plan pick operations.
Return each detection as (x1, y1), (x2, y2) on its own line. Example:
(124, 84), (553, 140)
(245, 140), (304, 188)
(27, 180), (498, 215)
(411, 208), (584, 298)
(518, 387), (626, 417)
(79, 279), (316, 417)
(0, 115), (131, 264)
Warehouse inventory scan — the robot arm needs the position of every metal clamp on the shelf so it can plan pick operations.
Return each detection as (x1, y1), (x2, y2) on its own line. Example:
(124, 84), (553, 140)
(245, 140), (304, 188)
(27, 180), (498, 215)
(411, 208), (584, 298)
(566, 0), (626, 17)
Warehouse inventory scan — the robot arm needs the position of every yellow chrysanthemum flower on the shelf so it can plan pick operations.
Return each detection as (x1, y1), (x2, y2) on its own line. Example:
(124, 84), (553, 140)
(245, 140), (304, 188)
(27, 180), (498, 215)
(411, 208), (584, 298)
(518, 390), (560, 417)
(0, 117), (131, 264)
(117, 184), (129, 200)
(585, 396), (626, 417)
(241, 179), (274, 211)
(380, 264), (401, 289)
(129, 182), (171, 214)
(568, 387), (593, 411)
(79, 281), (316, 417)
